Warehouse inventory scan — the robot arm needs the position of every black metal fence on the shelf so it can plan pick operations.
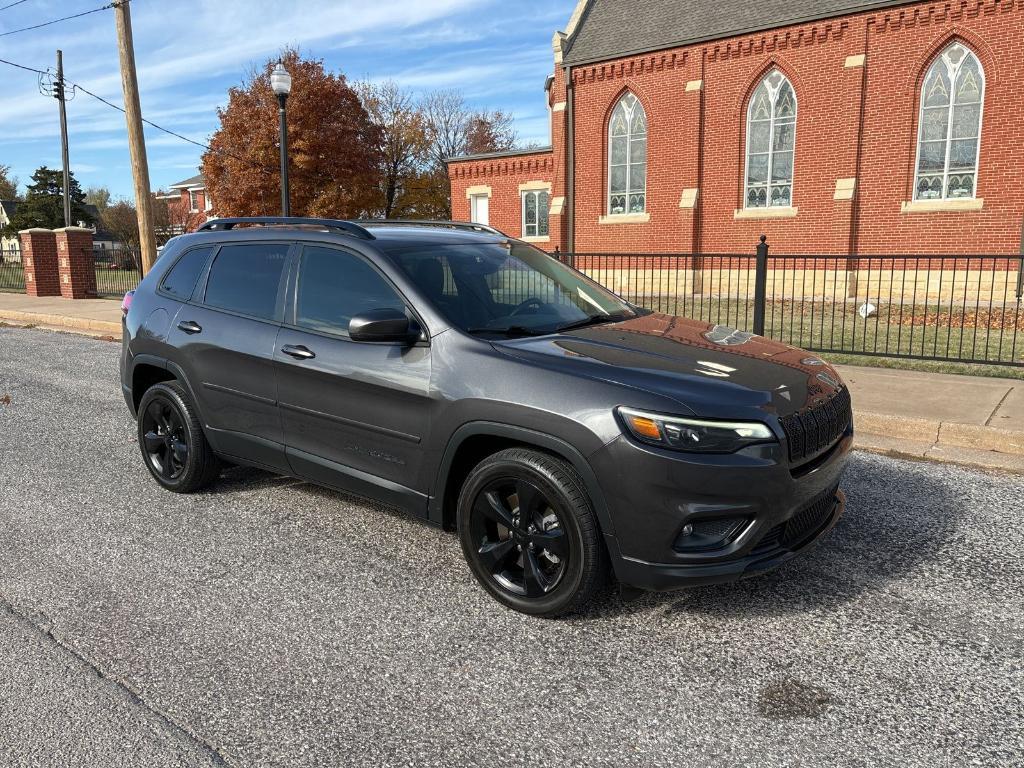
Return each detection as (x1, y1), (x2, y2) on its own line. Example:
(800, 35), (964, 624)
(0, 247), (24, 292)
(557, 241), (1024, 367)
(93, 246), (141, 298)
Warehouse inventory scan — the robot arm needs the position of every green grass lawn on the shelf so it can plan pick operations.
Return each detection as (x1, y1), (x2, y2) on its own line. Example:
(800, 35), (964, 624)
(639, 295), (1024, 379)
(94, 268), (141, 298)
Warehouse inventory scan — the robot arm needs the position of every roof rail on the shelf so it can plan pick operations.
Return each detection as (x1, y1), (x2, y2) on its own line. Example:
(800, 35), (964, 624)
(197, 217), (375, 240)
(357, 219), (505, 237)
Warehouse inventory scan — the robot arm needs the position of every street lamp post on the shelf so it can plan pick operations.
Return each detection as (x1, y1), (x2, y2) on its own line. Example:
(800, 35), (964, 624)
(270, 61), (292, 217)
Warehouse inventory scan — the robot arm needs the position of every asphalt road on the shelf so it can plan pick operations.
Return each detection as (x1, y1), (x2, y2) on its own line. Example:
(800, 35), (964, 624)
(0, 326), (1021, 768)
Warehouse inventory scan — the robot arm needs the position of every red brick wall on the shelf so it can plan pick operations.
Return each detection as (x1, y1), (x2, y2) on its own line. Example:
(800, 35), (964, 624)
(56, 228), (97, 299)
(19, 230), (60, 297)
(449, 151), (560, 248)
(450, 0), (1024, 257)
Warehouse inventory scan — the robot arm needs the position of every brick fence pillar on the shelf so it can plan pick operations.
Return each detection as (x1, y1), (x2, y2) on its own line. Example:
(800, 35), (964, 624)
(55, 227), (97, 299)
(18, 228), (60, 297)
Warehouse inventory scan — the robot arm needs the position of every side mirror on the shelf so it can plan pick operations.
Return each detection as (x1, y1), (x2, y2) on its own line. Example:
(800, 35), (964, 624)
(349, 308), (420, 344)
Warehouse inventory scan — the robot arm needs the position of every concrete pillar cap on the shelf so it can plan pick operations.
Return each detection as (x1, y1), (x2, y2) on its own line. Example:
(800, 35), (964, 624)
(54, 227), (95, 234)
(18, 228), (55, 234)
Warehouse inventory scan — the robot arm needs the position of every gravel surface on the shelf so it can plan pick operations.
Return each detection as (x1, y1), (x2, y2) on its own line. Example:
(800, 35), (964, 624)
(0, 326), (1021, 767)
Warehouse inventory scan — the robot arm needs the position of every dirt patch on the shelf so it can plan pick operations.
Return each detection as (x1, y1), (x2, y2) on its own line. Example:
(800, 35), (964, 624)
(757, 678), (833, 720)
(0, 394), (10, 406)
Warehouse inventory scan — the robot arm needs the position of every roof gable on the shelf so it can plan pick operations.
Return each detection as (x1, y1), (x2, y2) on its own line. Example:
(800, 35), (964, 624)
(563, 0), (918, 65)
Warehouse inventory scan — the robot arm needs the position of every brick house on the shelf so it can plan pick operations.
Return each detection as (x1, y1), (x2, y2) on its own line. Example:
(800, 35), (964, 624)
(166, 173), (212, 218)
(447, 0), (1024, 256)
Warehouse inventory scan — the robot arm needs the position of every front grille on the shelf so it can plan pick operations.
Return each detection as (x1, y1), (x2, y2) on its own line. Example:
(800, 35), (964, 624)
(779, 387), (852, 464)
(750, 486), (839, 556)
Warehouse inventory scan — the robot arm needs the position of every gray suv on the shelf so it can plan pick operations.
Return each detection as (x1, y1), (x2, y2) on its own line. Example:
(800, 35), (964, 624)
(120, 218), (853, 617)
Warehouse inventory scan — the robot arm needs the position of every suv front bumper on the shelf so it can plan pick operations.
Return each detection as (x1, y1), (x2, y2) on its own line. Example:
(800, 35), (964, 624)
(588, 429), (852, 591)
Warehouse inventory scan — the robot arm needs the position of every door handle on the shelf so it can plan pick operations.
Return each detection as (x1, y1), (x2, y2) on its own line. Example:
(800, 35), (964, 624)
(177, 320), (202, 335)
(281, 344), (315, 360)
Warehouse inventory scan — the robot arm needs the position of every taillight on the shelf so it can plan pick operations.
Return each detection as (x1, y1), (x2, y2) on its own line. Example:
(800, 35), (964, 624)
(121, 290), (135, 317)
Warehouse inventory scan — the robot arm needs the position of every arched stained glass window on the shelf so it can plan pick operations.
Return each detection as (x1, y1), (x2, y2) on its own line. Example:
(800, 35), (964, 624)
(915, 43), (984, 201)
(744, 70), (796, 209)
(608, 92), (647, 215)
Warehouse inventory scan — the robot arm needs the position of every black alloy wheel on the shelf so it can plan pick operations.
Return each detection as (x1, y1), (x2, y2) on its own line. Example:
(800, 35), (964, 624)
(141, 396), (189, 481)
(470, 477), (569, 598)
(136, 381), (221, 493)
(458, 448), (608, 617)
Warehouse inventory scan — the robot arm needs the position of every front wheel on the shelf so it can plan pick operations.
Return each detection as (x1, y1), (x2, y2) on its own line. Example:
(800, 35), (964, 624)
(137, 381), (221, 493)
(457, 448), (609, 617)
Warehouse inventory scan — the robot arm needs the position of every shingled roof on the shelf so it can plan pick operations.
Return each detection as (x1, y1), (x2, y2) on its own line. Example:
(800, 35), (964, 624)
(562, 0), (919, 65)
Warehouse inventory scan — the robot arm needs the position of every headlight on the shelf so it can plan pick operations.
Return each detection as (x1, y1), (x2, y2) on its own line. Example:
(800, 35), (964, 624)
(617, 407), (777, 454)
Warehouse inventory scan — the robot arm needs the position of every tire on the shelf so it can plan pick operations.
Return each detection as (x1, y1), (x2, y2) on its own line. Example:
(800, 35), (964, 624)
(137, 381), (221, 493)
(457, 448), (609, 617)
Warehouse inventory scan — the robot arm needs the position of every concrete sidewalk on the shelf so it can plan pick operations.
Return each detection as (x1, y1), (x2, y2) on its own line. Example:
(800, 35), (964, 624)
(1, 291), (1021, 472)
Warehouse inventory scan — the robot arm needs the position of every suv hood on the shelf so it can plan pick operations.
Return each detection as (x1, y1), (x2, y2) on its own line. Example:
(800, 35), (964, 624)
(492, 313), (844, 418)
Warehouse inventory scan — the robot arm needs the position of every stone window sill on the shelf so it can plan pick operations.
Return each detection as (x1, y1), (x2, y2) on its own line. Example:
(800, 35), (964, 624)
(598, 213), (650, 225)
(900, 198), (984, 213)
(522, 235), (551, 243)
(734, 206), (798, 220)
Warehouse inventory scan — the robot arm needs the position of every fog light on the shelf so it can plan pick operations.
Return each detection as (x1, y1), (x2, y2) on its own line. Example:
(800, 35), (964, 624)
(673, 517), (748, 552)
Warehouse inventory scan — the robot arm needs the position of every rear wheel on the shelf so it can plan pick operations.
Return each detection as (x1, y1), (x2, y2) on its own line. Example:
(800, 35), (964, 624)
(457, 448), (608, 617)
(137, 381), (220, 493)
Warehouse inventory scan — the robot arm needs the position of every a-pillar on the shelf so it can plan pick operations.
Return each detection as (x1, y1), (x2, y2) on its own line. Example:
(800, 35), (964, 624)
(55, 227), (97, 299)
(18, 229), (60, 297)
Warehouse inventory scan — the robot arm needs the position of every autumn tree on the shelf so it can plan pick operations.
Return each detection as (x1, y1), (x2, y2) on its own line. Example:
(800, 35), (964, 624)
(413, 90), (519, 219)
(85, 186), (112, 213)
(0, 164), (19, 200)
(101, 200), (141, 249)
(203, 50), (382, 218)
(152, 193), (205, 242)
(357, 80), (431, 219)
(4, 167), (93, 234)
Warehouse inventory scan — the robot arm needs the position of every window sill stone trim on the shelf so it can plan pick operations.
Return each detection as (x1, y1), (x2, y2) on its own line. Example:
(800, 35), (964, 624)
(733, 206), (798, 220)
(522, 235), (552, 243)
(900, 198), (984, 213)
(598, 213), (651, 225)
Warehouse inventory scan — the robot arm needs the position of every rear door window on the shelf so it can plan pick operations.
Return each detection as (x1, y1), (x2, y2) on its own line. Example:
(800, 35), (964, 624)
(160, 246), (213, 300)
(295, 245), (406, 336)
(203, 243), (289, 321)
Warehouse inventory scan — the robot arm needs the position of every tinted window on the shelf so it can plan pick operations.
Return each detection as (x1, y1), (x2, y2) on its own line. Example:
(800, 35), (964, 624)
(204, 244), (288, 320)
(296, 246), (406, 336)
(386, 242), (634, 334)
(160, 246), (212, 300)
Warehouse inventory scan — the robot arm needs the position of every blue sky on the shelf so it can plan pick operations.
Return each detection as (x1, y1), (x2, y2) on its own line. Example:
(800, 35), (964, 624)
(0, 0), (577, 200)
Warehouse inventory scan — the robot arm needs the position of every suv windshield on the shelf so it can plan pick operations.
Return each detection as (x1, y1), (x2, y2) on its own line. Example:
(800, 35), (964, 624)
(385, 241), (637, 336)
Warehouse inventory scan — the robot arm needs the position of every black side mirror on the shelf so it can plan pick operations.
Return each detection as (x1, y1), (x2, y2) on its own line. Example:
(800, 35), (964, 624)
(349, 308), (420, 344)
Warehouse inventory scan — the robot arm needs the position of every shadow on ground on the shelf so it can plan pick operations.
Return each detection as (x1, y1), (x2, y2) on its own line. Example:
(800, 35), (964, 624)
(204, 454), (958, 622)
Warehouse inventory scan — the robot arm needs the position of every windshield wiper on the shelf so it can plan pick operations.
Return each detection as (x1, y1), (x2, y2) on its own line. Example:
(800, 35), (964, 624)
(464, 325), (550, 338)
(553, 312), (632, 333)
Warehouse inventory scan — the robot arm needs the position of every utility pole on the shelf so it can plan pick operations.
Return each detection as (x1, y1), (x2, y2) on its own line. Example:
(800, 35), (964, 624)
(55, 50), (71, 228)
(113, 0), (157, 275)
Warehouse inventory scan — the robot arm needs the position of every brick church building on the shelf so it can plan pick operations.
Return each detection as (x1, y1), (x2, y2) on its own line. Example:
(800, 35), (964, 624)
(448, 0), (1023, 256)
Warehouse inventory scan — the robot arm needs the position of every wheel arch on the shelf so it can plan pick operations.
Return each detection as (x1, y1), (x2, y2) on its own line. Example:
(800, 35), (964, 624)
(128, 355), (200, 415)
(430, 422), (613, 536)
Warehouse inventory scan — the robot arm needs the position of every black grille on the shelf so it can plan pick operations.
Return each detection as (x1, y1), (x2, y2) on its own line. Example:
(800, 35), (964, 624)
(779, 387), (852, 464)
(750, 486), (839, 555)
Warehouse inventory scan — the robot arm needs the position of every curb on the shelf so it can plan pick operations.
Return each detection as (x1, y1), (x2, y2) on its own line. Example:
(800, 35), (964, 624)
(0, 309), (121, 336)
(856, 410), (1024, 456)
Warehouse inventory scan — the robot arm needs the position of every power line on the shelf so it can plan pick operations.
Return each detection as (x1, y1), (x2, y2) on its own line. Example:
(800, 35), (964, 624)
(0, 0), (34, 12)
(0, 2), (117, 39)
(0, 54), (44, 74)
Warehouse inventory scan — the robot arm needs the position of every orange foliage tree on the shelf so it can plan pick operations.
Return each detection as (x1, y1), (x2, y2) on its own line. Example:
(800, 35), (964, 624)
(202, 50), (382, 218)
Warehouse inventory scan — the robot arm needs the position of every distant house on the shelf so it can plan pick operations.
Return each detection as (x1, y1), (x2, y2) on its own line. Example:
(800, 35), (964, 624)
(0, 201), (19, 256)
(168, 173), (212, 218)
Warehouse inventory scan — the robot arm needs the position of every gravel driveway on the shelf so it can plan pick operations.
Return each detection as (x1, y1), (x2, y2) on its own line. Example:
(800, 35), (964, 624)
(0, 326), (1021, 767)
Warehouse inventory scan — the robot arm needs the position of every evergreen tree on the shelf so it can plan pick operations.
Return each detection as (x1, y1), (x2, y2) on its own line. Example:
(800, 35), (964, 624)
(3, 167), (94, 234)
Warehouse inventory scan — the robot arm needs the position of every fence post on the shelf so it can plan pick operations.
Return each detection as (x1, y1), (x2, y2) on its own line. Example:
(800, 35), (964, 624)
(752, 235), (768, 336)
